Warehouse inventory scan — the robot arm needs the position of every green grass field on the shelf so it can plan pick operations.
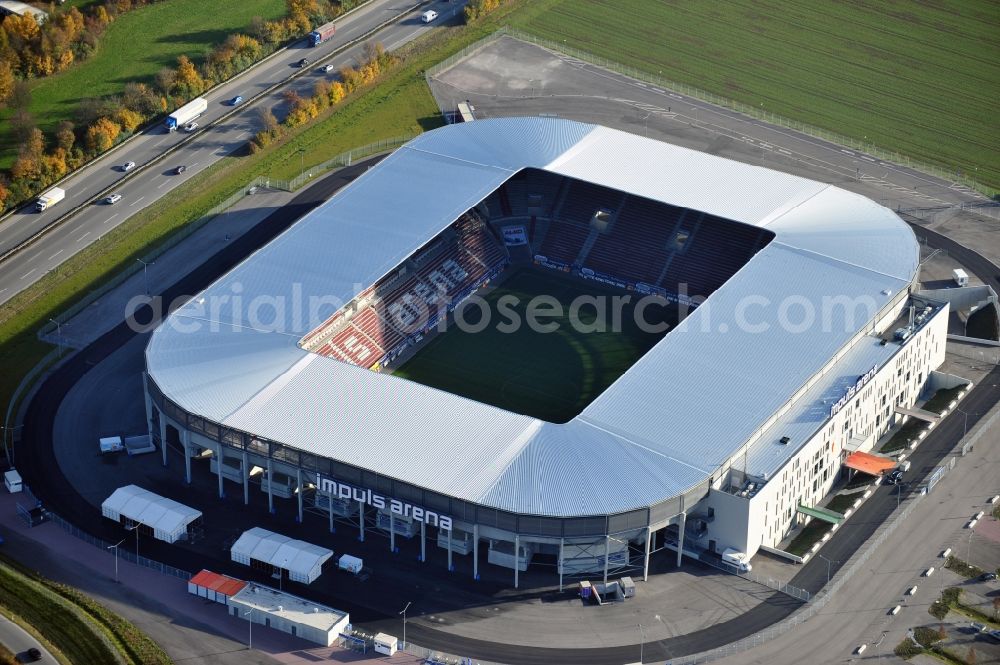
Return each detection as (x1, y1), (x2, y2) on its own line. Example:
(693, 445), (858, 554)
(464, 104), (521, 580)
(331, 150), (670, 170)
(392, 267), (674, 422)
(513, 0), (1000, 191)
(0, 0), (286, 168)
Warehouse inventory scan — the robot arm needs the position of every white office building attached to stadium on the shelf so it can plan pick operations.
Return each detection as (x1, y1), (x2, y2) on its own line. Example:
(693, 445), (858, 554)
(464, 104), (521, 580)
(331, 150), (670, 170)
(143, 118), (948, 587)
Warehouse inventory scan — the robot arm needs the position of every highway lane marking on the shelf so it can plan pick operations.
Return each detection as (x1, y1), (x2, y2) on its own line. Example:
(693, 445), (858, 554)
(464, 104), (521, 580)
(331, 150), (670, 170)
(20, 269), (35, 280)
(158, 181), (170, 189)
(129, 197), (145, 207)
(48, 250), (63, 260)
(103, 214), (119, 224)
(77, 232), (91, 243)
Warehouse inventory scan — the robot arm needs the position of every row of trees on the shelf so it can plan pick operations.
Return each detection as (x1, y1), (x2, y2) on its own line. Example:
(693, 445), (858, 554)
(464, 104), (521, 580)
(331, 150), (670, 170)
(464, 0), (511, 23)
(251, 41), (395, 152)
(0, 2), (138, 93)
(0, 0), (362, 212)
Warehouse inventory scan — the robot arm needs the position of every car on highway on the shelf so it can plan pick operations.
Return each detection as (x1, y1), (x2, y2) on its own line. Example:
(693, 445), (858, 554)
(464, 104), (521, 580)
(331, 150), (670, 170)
(184, 122), (199, 132)
(884, 469), (903, 485)
(421, 9), (438, 23)
(121, 161), (136, 172)
(322, 64), (335, 73)
(981, 572), (997, 581)
(24, 648), (42, 662)
(230, 95), (244, 106)
(104, 193), (122, 205)
(297, 57), (309, 67)
(988, 629), (1000, 643)
(173, 165), (187, 175)
(970, 622), (989, 634)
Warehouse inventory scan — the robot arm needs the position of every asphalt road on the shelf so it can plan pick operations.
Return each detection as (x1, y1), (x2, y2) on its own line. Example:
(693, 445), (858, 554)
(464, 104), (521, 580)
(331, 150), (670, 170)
(0, 0), (465, 307)
(0, 614), (56, 665)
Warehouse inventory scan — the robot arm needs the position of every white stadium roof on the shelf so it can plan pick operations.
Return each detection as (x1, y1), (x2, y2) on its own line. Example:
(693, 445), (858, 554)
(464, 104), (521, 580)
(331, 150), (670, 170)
(147, 118), (919, 518)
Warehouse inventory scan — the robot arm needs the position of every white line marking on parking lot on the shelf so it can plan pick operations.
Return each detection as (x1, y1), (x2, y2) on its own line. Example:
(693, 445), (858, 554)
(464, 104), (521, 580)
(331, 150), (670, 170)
(20, 269), (35, 280)
(103, 214), (118, 225)
(48, 250), (63, 260)
(77, 232), (91, 243)
(129, 197), (145, 207)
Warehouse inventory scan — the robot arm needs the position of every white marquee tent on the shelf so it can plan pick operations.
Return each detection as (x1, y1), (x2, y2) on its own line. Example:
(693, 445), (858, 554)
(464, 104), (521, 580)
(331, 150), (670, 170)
(230, 527), (333, 584)
(101, 485), (202, 543)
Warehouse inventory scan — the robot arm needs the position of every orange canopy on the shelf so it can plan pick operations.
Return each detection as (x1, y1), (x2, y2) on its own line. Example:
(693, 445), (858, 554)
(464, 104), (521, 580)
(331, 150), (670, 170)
(844, 451), (896, 476)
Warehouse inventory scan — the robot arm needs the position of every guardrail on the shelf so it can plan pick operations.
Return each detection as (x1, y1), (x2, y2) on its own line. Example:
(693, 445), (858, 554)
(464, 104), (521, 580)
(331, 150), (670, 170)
(0, 0), (427, 266)
(428, 27), (997, 202)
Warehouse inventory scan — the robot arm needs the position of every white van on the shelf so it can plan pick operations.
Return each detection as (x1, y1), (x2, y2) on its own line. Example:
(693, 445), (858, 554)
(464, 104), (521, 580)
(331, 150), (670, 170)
(4, 469), (22, 494)
(421, 9), (438, 23)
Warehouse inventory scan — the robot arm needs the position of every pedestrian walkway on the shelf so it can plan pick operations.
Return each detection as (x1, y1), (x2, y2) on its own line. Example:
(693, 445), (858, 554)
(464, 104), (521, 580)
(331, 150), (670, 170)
(0, 492), (421, 664)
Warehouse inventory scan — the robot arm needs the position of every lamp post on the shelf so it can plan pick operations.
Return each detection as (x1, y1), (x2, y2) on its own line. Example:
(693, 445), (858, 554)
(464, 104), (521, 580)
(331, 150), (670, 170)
(126, 522), (140, 559)
(637, 623), (646, 664)
(244, 608), (253, 650)
(817, 554), (839, 585)
(107, 538), (126, 583)
(298, 148), (306, 180)
(399, 601), (411, 650)
(136, 259), (154, 296)
(48, 317), (64, 357)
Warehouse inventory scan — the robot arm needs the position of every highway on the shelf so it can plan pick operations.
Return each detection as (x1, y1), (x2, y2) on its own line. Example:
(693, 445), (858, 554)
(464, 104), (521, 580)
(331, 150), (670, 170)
(0, 0), (463, 307)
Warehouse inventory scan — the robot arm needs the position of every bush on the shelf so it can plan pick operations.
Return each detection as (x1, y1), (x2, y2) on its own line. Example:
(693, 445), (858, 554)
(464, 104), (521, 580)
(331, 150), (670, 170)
(930, 587), (962, 620)
(913, 626), (944, 648)
(894, 638), (923, 659)
(945, 555), (983, 579)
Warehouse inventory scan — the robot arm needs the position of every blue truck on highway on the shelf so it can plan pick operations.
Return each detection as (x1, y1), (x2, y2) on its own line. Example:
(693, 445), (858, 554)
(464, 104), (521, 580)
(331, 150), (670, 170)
(309, 21), (336, 46)
(164, 97), (208, 132)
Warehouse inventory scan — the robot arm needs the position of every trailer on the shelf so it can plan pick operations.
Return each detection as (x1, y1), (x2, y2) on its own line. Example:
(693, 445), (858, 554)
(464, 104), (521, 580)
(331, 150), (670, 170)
(722, 548), (752, 572)
(165, 97), (207, 131)
(952, 268), (969, 287)
(35, 186), (65, 212)
(337, 554), (362, 575)
(309, 21), (336, 46)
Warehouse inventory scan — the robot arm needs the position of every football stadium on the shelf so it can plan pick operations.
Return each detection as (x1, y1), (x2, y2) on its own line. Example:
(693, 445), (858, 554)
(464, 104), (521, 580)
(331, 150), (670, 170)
(143, 117), (949, 588)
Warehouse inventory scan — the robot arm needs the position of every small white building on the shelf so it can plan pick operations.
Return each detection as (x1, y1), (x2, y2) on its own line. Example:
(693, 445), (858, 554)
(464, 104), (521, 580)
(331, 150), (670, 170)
(187, 570), (247, 605)
(4, 469), (22, 493)
(230, 527), (333, 584)
(227, 583), (349, 647)
(101, 485), (201, 543)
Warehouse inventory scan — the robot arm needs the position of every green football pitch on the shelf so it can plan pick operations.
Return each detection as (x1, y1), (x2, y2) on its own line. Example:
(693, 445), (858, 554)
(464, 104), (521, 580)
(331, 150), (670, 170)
(391, 267), (676, 423)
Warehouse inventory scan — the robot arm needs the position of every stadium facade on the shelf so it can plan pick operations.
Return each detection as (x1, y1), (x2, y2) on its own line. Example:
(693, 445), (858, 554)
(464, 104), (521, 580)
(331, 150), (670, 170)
(144, 118), (948, 587)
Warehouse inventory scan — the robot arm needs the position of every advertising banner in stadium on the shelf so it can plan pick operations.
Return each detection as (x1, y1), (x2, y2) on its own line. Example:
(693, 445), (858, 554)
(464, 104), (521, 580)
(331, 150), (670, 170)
(534, 255), (571, 272)
(316, 474), (452, 531)
(580, 269), (628, 290)
(502, 226), (528, 246)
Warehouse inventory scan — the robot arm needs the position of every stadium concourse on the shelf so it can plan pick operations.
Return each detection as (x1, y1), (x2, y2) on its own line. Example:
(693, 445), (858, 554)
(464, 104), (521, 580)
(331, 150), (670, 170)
(144, 118), (948, 590)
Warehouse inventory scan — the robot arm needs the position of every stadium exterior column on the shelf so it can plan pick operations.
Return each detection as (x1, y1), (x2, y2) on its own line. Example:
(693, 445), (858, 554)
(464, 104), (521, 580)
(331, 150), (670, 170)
(242, 450), (249, 505)
(420, 521), (426, 562)
(266, 458), (274, 514)
(447, 529), (453, 571)
(158, 411), (168, 467)
(142, 373), (153, 424)
(182, 430), (191, 484)
(215, 442), (225, 498)
(327, 494), (334, 532)
(390, 517), (396, 553)
(603, 535), (610, 585)
(676, 512), (686, 567)
(473, 524), (479, 580)
(643, 526), (652, 581)
(358, 502), (364, 540)
(558, 538), (564, 591)
(514, 534), (520, 589)
(296, 469), (303, 523)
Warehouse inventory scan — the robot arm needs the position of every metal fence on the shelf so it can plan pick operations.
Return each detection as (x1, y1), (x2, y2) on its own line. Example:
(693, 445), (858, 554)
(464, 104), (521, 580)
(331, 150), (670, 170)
(428, 27), (997, 201)
(266, 135), (415, 192)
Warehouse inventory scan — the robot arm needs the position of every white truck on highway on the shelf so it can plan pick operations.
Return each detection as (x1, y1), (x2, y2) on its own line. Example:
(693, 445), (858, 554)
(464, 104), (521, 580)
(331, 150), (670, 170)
(164, 97), (208, 131)
(36, 186), (66, 212)
(722, 548), (752, 572)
